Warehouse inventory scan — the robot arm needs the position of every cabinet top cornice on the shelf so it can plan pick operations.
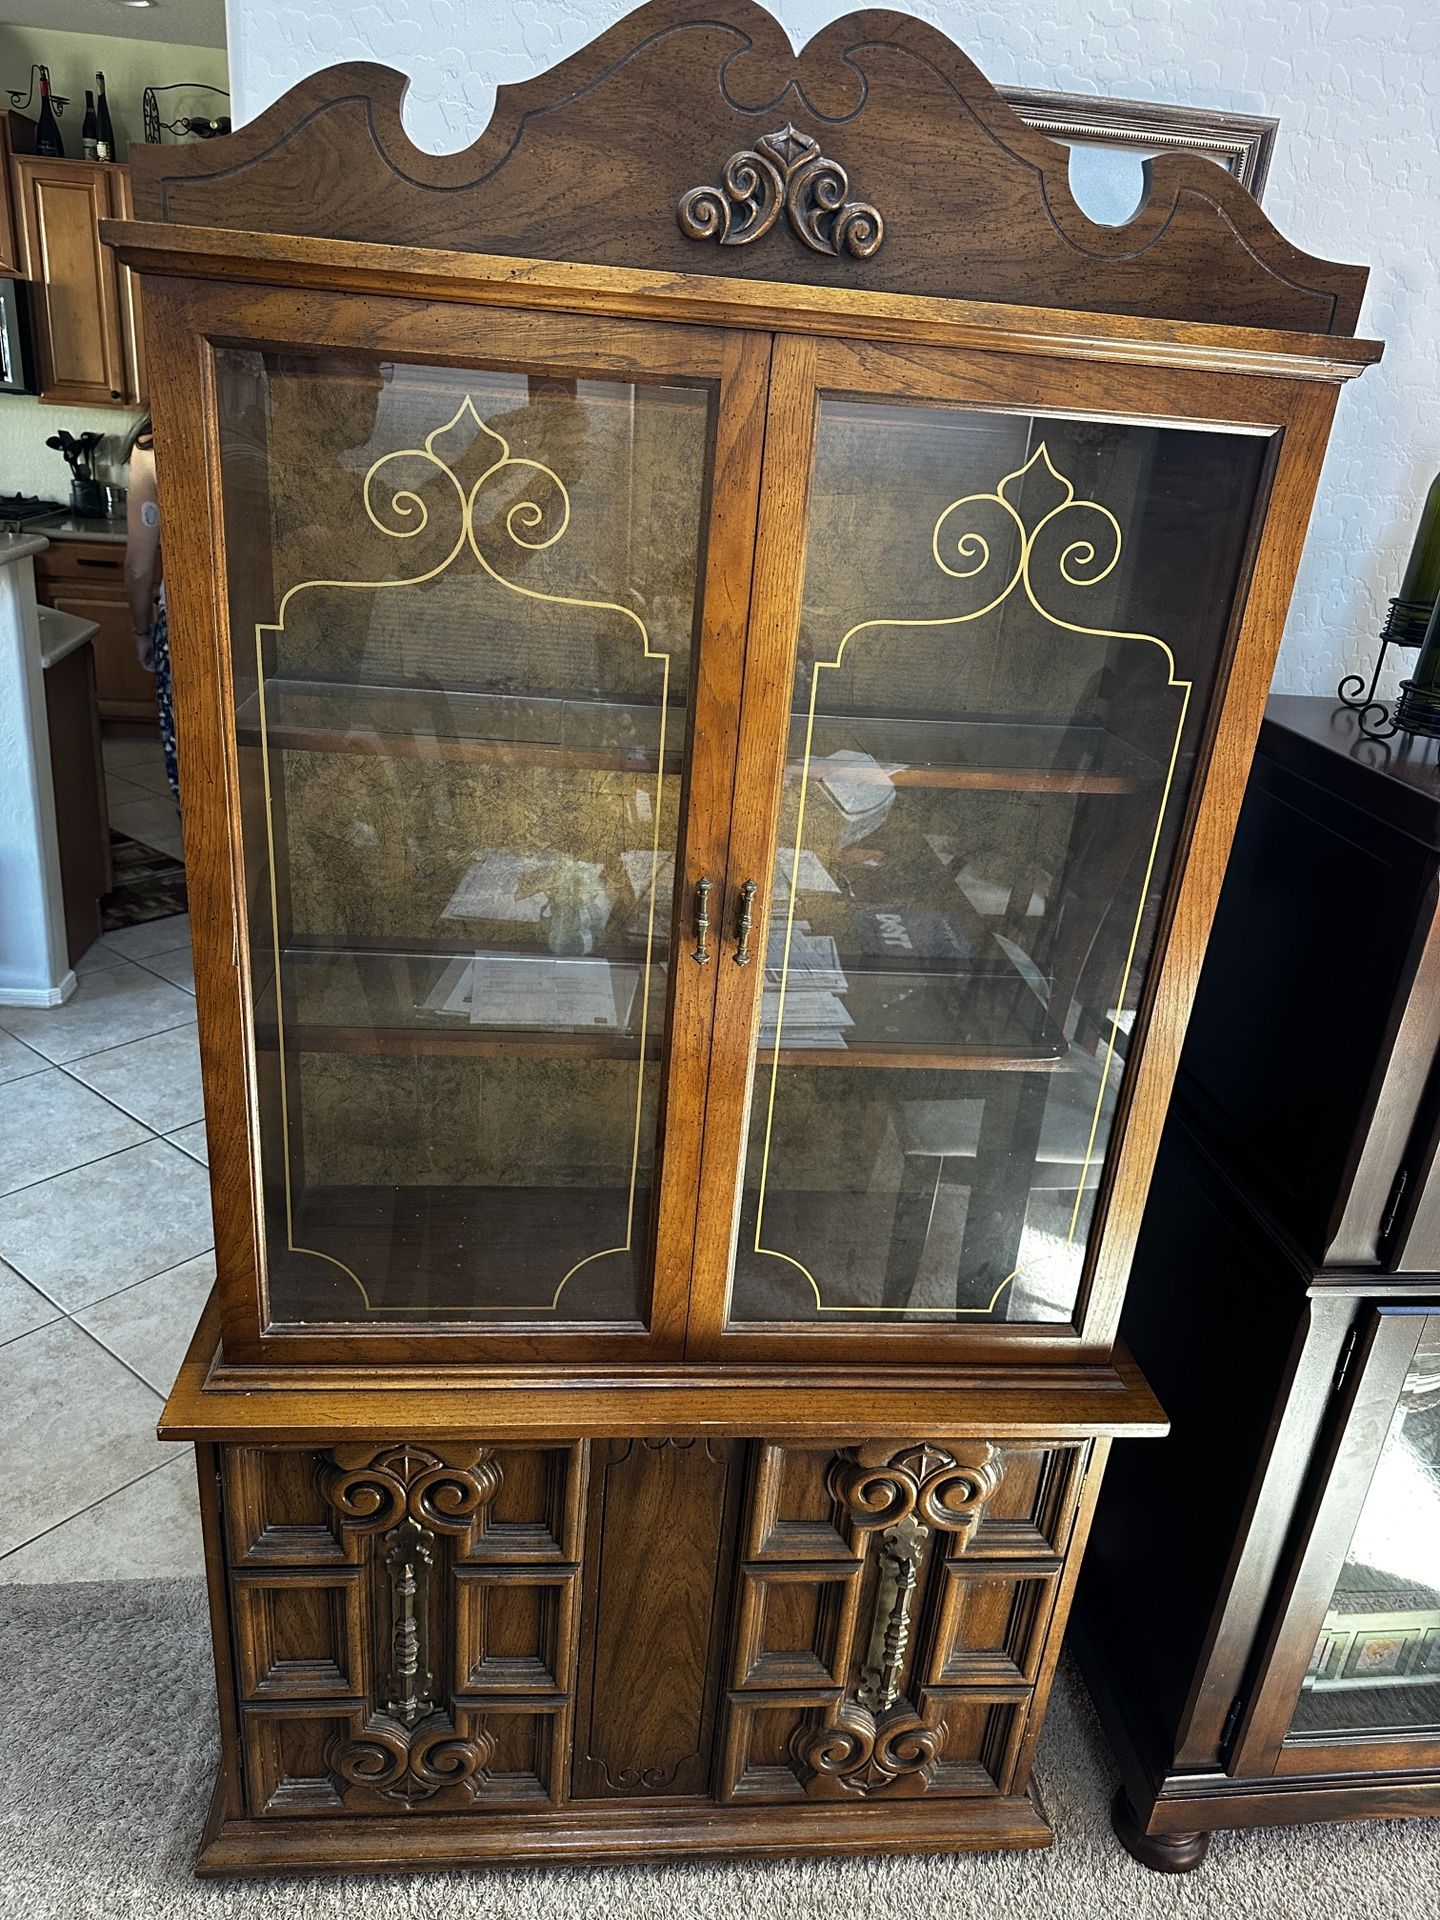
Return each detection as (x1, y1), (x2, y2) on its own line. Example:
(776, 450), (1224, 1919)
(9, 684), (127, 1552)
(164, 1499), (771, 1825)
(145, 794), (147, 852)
(126, 0), (1369, 338)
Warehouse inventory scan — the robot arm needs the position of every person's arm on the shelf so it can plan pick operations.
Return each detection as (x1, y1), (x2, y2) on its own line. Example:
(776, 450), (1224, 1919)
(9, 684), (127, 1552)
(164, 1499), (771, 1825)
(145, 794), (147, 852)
(124, 443), (161, 668)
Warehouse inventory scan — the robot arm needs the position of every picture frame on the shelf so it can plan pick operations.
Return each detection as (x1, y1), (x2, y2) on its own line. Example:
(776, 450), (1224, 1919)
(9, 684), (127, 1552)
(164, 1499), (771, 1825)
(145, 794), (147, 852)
(1000, 88), (1278, 201)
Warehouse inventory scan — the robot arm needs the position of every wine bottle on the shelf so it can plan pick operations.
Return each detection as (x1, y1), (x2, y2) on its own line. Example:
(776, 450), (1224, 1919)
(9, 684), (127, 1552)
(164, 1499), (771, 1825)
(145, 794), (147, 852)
(1392, 471), (1440, 646)
(35, 68), (63, 159)
(1395, 596), (1440, 739)
(81, 89), (98, 161)
(94, 72), (114, 161)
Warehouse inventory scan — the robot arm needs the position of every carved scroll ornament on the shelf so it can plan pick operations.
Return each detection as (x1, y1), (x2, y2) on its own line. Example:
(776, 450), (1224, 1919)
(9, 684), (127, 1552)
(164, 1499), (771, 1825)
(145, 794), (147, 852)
(794, 1442), (1004, 1795)
(792, 1699), (944, 1797)
(678, 123), (883, 258)
(318, 1445), (503, 1805)
(830, 1441), (1004, 1545)
(317, 1442), (501, 1536)
(328, 1709), (492, 1806)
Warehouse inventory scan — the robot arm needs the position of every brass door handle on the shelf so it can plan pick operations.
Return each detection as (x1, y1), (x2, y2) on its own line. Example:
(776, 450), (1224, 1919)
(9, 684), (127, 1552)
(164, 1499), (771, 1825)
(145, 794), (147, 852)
(733, 878), (758, 966)
(691, 876), (713, 965)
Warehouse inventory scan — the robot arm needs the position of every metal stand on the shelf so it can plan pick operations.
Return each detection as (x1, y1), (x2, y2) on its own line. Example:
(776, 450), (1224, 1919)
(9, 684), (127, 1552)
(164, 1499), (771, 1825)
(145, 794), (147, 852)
(1337, 597), (1432, 740)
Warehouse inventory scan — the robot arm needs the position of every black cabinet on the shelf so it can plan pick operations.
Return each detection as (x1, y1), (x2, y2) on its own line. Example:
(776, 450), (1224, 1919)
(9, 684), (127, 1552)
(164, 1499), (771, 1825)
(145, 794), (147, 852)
(1075, 696), (1440, 1869)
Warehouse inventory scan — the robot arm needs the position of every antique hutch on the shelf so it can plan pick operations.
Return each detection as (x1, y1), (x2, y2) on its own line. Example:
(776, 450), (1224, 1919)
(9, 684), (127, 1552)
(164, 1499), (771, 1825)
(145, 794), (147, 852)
(1077, 699), (1440, 1869)
(108, 0), (1378, 1875)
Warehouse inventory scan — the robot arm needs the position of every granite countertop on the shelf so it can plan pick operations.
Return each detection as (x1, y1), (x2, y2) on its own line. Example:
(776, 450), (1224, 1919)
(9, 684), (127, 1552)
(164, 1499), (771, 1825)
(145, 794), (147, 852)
(0, 530), (49, 567)
(37, 601), (100, 669)
(31, 511), (127, 545)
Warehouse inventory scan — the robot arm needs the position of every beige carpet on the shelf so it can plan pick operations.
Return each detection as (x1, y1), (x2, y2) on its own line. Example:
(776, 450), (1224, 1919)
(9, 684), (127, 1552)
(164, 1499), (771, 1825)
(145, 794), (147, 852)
(1, 1579), (1433, 1918)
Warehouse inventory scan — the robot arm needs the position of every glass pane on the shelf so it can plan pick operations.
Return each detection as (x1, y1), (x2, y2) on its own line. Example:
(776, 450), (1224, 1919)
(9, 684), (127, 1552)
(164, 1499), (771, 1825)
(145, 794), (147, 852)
(731, 400), (1267, 1327)
(216, 351), (712, 1327)
(1290, 1320), (1440, 1741)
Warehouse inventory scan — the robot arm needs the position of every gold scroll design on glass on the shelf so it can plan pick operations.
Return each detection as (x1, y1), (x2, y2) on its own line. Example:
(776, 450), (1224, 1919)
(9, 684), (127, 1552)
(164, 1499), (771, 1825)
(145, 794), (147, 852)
(752, 441), (1192, 1315)
(253, 395), (669, 1313)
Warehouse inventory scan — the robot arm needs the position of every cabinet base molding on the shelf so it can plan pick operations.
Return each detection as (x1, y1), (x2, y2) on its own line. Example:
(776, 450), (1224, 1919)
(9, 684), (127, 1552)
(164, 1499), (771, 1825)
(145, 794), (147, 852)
(194, 1773), (1055, 1877)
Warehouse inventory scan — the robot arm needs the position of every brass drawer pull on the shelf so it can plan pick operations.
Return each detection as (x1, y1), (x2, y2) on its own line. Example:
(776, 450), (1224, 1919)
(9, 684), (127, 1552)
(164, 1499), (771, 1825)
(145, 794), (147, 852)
(692, 875), (713, 965)
(733, 879), (758, 966)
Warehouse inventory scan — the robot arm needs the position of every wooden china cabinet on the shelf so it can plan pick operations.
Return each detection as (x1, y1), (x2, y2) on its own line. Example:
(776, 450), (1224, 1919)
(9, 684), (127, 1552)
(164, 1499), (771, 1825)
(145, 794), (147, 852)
(105, 0), (1377, 1877)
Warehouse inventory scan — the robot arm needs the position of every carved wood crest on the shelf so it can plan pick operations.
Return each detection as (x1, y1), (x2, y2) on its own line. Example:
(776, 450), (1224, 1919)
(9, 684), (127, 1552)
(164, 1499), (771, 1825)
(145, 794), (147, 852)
(126, 0), (1368, 334)
(678, 122), (882, 257)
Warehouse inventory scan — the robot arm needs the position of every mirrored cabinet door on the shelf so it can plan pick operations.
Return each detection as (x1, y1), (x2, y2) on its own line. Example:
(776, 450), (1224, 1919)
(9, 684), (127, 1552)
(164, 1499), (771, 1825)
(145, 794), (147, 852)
(213, 317), (764, 1350)
(697, 339), (1275, 1351)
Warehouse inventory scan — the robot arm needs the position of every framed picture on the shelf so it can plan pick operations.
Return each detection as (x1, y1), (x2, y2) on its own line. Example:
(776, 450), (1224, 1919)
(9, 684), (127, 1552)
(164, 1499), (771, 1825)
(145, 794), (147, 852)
(1000, 88), (1278, 201)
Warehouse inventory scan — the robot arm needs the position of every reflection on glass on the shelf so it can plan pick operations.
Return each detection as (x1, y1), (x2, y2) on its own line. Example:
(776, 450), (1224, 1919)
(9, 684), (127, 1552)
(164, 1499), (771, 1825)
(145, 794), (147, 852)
(1291, 1321), (1440, 1741)
(731, 401), (1267, 1327)
(217, 352), (712, 1326)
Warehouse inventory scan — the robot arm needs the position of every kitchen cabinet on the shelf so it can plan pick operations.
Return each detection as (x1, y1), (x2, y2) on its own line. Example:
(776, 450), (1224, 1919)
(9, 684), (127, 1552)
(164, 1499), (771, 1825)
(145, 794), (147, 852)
(11, 156), (145, 407)
(33, 537), (155, 724)
(1076, 701), (1440, 1867)
(107, 0), (1377, 1878)
(39, 613), (111, 961)
(0, 110), (36, 279)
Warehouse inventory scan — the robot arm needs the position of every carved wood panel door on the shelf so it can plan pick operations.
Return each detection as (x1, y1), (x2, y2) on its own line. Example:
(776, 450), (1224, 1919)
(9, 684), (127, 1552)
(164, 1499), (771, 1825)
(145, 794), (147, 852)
(686, 332), (1329, 1363)
(150, 277), (771, 1365)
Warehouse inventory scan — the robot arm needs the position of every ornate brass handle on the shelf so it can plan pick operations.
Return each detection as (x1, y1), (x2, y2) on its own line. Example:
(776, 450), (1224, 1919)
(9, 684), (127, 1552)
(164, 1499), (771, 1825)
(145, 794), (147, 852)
(733, 879), (758, 966)
(692, 876), (713, 965)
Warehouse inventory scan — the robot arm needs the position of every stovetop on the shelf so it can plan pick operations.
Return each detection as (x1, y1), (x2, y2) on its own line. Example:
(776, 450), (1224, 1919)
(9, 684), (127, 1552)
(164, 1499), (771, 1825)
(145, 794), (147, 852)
(0, 494), (64, 524)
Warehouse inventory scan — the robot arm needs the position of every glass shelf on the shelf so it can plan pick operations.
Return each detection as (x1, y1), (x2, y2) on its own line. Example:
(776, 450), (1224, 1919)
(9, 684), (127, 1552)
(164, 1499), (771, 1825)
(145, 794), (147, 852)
(237, 676), (681, 776)
(256, 943), (668, 1061)
(798, 711), (1162, 795)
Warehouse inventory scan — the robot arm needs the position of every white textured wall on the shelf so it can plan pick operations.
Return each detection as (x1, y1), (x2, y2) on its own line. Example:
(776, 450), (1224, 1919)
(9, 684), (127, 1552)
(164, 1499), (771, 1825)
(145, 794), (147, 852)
(226, 0), (1440, 698)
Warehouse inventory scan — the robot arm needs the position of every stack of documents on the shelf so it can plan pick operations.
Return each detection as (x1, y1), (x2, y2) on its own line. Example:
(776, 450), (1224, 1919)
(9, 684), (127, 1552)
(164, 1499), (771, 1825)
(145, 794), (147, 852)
(758, 921), (852, 1050)
(418, 954), (641, 1031)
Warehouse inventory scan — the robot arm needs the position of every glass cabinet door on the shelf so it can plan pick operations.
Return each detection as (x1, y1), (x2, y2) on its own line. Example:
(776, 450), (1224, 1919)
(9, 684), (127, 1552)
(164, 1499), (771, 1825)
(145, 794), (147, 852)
(697, 340), (1273, 1348)
(1231, 1307), (1440, 1778)
(214, 322), (760, 1347)
(1289, 1313), (1440, 1749)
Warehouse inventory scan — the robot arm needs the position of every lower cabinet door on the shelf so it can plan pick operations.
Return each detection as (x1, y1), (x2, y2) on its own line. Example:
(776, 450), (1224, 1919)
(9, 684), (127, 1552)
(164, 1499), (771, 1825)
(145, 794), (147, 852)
(219, 1434), (1093, 1820)
(226, 1441), (586, 1816)
(718, 1438), (1086, 1802)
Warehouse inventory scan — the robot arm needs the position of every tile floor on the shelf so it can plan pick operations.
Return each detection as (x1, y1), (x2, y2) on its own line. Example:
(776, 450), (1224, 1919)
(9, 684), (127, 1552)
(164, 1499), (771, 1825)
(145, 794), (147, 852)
(0, 733), (208, 1584)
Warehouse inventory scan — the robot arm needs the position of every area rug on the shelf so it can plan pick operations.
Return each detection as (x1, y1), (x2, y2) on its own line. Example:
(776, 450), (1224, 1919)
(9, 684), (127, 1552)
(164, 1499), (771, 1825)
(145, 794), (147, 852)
(101, 831), (187, 931)
(0, 1579), (1433, 1919)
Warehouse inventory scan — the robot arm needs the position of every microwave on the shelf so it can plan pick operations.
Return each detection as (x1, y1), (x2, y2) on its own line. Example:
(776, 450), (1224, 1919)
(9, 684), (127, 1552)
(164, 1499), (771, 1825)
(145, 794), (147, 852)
(0, 280), (37, 395)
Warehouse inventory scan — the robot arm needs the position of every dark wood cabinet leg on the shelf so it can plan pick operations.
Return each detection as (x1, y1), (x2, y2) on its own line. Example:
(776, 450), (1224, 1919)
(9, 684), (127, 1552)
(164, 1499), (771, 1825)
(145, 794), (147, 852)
(1110, 1789), (1211, 1873)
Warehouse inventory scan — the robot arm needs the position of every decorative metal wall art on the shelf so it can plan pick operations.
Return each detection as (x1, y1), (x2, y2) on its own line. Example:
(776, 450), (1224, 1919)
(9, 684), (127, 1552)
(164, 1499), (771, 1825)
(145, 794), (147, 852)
(678, 124), (883, 257)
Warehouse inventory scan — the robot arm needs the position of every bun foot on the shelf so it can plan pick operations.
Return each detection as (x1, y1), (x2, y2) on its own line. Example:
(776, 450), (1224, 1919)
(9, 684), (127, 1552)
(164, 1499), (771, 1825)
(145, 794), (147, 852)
(1110, 1788), (1211, 1873)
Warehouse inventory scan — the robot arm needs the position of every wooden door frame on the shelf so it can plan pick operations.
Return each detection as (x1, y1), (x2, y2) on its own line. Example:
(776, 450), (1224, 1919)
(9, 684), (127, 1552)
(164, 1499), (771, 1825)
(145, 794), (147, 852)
(1230, 1303), (1440, 1778)
(685, 332), (1343, 1364)
(144, 273), (771, 1366)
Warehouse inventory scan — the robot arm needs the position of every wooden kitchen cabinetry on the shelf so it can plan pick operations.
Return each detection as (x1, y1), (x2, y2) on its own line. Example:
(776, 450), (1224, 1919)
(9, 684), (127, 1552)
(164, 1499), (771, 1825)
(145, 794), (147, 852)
(33, 537), (155, 724)
(0, 110), (36, 278)
(105, 0), (1376, 1878)
(11, 155), (146, 407)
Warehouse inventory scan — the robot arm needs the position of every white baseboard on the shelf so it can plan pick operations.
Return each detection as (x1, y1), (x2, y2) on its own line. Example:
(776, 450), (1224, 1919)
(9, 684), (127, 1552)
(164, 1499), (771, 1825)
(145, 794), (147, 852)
(0, 969), (78, 1008)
